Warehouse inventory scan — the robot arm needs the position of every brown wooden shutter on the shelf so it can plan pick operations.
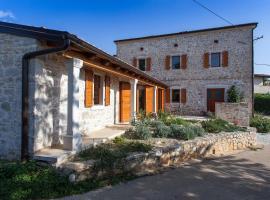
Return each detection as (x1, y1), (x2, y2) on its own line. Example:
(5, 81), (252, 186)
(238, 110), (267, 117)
(165, 56), (170, 70)
(222, 51), (228, 67)
(181, 54), (187, 69)
(146, 57), (152, 71)
(161, 89), (165, 111)
(165, 88), (170, 103)
(181, 88), (187, 104)
(85, 70), (93, 108)
(203, 53), (210, 68)
(105, 75), (110, 106)
(132, 57), (137, 67)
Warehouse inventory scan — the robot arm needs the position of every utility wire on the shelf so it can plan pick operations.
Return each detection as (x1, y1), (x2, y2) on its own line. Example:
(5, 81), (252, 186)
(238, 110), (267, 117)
(192, 0), (234, 25)
(255, 63), (270, 67)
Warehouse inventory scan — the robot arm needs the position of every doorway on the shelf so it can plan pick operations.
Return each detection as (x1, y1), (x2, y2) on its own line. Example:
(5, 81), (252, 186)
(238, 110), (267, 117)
(207, 88), (225, 112)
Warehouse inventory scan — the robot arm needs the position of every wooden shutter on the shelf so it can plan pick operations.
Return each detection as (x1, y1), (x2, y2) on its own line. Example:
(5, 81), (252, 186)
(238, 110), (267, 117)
(165, 88), (170, 103)
(181, 88), (187, 104)
(146, 57), (152, 71)
(181, 54), (187, 69)
(165, 56), (170, 70)
(222, 51), (228, 67)
(85, 70), (93, 108)
(161, 89), (165, 111)
(203, 53), (210, 68)
(105, 75), (110, 106)
(145, 86), (154, 114)
(132, 57), (137, 67)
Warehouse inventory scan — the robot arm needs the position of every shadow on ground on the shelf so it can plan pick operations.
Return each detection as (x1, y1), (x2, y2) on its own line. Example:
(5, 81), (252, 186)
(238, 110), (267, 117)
(59, 147), (270, 200)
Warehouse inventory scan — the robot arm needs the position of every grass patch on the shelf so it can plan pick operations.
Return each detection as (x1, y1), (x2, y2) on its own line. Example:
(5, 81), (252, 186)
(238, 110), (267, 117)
(0, 160), (136, 200)
(201, 118), (246, 133)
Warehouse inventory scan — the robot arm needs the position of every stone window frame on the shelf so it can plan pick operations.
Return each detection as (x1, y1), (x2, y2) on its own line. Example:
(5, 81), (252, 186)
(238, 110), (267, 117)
(138, 57), (147, 71)
(210, 52), (221, 68)
(92, 72), (105, 108)
(171, 55), (181, 70)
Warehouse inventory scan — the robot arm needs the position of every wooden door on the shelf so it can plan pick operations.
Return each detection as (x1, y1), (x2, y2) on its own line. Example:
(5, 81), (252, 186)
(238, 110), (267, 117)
(145, 86), (154, 114)
(207, 88), (225, 112)
(119, 82), (131, 123)
(157, 89), (163, 112)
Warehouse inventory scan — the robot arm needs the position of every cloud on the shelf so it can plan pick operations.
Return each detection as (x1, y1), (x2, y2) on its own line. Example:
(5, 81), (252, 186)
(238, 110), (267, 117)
(0, 10), (15, 19)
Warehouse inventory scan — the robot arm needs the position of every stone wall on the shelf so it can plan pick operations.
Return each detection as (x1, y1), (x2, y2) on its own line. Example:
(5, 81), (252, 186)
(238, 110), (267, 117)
(116, 26), (254, 115)
(0, 33), (38, 160)
(62, 128), (256, 182)
(29, 54), (127, 154)
(215, 102), (250, 126)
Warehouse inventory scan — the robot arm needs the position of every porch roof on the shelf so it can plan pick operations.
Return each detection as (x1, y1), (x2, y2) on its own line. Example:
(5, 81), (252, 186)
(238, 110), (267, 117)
(0, 21), (168, 88)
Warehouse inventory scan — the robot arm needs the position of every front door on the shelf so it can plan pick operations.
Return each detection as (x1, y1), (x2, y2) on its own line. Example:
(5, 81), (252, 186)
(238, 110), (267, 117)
(119, 82), (131, 123)
(207, 88), (225, 112)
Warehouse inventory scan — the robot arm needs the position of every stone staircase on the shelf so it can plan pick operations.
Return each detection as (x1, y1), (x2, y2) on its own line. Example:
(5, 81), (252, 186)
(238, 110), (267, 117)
(33, 124), (131, 166)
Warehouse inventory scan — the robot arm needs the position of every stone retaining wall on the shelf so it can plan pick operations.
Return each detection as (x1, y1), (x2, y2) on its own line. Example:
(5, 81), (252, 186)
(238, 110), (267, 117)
(215, 102), (250, 126)
(61, 128), (256, 182)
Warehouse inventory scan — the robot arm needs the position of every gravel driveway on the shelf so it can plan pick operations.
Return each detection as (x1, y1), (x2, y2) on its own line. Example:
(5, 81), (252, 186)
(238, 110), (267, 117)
(57, 145), (270, 200)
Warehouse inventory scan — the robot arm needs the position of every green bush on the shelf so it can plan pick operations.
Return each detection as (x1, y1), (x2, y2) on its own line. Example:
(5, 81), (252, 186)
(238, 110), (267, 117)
(201, 118), (246, 133)
(227, 85), (243, 103)
(250, 115), (270, 133)
(254, 93), (270, 115)
(169, 124), (204, 140)
(153, 124), (171, 138)
(134, 122), (152, 140)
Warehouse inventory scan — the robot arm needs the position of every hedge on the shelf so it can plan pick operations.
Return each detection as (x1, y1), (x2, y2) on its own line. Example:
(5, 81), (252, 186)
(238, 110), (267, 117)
(254, 93), (270, 115)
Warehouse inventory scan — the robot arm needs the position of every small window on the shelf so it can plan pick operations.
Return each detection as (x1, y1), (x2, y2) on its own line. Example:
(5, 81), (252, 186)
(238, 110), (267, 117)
(172, 89), (180, 103)
(211, 53), (221, 67)
(172, 56), (180, 69)
(138, 58), (146, 71)
(94, 75), (102, 105)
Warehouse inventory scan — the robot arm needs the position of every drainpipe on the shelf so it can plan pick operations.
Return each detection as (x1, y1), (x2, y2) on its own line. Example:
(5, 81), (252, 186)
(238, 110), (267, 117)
(21, 36), (70, 160)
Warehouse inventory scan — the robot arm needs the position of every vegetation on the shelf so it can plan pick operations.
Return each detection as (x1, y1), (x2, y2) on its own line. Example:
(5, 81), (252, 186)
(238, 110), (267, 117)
(201, 118), (246, 133)
(133, 122), (152, 140)
(250, 115), (270, 133)
(0, 160), (136, 200)
(153, 123), (172, 138)
(254, 93), (270, 115)
(170, 124), (205, 140)
(227, 85), (243, 103)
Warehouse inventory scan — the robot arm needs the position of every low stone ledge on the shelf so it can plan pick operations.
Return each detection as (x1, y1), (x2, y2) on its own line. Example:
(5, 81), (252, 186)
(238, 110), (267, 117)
(60, 128), (257, 182)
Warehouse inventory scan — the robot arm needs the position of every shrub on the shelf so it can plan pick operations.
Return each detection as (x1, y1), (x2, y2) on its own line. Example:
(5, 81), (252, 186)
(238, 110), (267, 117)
(134, 122), (152, 140)
(227, 85), (243, 103)
(169, 124), (204, 140)
(250, 115), (270, 133)
(150, 120), (165, 128)
(254, 93), (270, 115)
(153, 124), (171, 138)
(201, 118), (246, 133)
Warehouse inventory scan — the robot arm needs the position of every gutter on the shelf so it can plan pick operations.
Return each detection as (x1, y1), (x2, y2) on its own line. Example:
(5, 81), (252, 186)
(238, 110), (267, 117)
(21, 36), (70, 160)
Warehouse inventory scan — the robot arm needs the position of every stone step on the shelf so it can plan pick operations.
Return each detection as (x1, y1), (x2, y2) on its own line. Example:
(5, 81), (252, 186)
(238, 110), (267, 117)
(33, 148), (75, 167)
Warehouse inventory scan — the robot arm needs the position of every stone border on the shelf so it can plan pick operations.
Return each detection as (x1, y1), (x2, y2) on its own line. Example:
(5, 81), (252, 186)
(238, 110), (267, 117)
(60, 128), (256, 182)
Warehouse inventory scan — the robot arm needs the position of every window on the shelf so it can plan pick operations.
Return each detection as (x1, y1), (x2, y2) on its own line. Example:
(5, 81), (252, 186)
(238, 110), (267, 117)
(138, 58), (146, 71)
(172, 56), (180, 69)
(94, 75), (102, 105)
(172, 89), (180, 103)
(211, 53), (221, 67)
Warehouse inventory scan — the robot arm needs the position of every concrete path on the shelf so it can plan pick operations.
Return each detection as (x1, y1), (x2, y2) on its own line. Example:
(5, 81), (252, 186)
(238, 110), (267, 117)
(58, 146), (270, 200)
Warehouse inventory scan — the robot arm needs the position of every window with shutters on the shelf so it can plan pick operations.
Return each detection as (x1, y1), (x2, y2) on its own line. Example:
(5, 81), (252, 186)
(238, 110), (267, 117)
(138, 58), (146, 71)
(172, 89), (180, 103)
(94, 75), (103, 105)
(172, 56), (180, 69)
(211, 53), (221, 67)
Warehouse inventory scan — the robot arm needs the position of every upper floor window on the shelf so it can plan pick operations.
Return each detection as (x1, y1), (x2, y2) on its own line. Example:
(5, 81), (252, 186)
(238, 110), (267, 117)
(211, 53), (221, 67)
(172, 89), (180, 103)
(172, 56), (180, 69)
(138, 58), (146, 71)
(94, 75), (103, 105)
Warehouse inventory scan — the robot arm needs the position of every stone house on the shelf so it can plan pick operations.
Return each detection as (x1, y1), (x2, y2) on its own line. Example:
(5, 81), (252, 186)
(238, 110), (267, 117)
(254, 74), (270, 94)
(115, 23), (257, 115)
(0, 21), (167, 160)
